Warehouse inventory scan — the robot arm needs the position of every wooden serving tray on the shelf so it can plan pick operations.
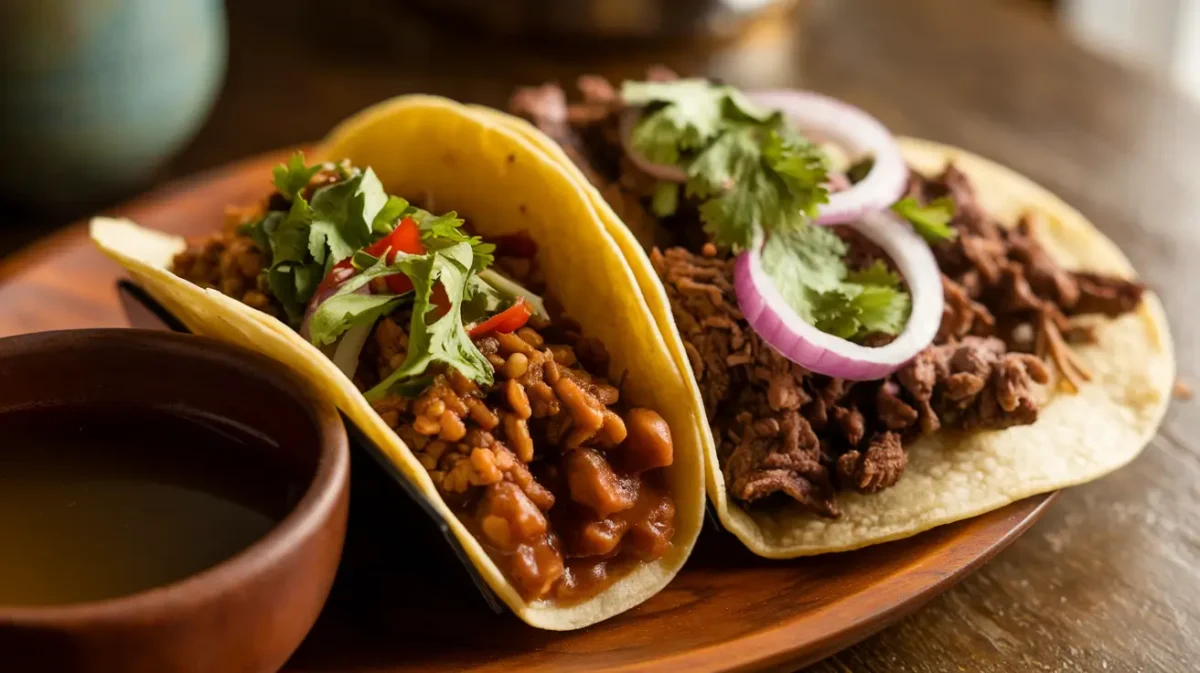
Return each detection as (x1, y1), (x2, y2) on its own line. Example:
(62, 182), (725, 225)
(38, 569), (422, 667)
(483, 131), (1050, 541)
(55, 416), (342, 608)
(0, 149), (1055, 672)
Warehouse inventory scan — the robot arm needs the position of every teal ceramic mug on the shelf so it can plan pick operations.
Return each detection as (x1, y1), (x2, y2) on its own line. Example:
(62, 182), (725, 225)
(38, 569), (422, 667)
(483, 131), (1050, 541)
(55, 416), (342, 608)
(0, 0), (227, 208)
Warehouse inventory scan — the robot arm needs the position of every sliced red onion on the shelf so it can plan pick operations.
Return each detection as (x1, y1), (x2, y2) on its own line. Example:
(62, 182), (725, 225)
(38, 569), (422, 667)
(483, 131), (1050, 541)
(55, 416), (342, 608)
(300, 263), (376, 379)
(734, 211), (943, 380)
(299, 264), (358, 341)
(744, 90), (908, 226)
(825, 171), (851, 193)
(619, 108), (688, 183)
(331, 322), (373, 379)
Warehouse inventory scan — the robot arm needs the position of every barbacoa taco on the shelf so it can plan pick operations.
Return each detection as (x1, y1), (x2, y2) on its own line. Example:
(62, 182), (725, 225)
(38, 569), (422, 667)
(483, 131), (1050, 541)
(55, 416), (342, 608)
(496, 72), (1174, 557)
(90, 95), (706, 629)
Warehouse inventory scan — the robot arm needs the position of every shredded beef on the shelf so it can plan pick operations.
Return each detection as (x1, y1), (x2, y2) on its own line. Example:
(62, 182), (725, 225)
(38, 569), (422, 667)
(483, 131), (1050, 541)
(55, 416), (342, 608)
(837, 432), (905, 494)
(515, 72), (1148, 517)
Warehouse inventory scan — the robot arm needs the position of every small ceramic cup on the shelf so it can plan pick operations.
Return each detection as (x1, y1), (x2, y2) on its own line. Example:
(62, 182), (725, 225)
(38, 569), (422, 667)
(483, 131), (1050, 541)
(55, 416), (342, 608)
(0, 0), (227, 207)
(0, 329), (349, 673)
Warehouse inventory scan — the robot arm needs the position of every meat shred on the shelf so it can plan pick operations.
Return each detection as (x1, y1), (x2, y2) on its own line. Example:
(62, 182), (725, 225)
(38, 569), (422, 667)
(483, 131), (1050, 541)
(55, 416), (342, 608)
(513, 73), (1147, 517)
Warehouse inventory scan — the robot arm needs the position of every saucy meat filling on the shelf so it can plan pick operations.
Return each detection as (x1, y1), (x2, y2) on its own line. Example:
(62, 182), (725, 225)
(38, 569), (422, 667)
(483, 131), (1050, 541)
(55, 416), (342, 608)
(510, 71), (1146, 518)
(362, 313), (676, 602)
(171, 178), (678, 603)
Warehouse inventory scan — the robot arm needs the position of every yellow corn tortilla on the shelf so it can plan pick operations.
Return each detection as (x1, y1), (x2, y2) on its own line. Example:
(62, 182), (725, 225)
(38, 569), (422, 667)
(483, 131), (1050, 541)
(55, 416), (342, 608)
(471, 107), (1175, 558)
(90, 95), (707, 629)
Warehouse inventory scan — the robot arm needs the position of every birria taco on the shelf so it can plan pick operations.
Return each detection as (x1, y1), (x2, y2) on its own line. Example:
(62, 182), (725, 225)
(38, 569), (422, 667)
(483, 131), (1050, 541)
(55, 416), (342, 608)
(90, 95), (707, 629)
(497, 71), (1174, 557)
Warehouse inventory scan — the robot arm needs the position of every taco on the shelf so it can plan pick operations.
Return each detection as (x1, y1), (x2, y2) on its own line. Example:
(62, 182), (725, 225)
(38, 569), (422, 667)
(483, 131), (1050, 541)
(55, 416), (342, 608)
(90, 95), (706, 629)
(497, 72), (1174, 557)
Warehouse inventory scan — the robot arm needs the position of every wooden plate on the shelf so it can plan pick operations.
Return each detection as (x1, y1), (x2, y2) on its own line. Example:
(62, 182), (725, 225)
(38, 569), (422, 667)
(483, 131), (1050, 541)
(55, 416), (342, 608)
(0, 150), (1056, 672)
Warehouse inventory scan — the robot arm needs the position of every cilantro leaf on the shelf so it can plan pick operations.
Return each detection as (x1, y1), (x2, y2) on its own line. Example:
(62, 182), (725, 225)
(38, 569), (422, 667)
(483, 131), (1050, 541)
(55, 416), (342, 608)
(762, 125), (829, 219)
(372, 196), (410, 234)
(268, 260), (322, 321)
(622, 77), (909, 341)
(622, 80), (771, 164)
(272, 152), (323, 202)
(308, 167), (388, 268)
(760, 225), (846, 324)
(850, 283), (910, 335)
(623, 79), (829, 250)
(892, 196), (957, 243)
(651, 182), (679, 217)
(413, 210), (495, 271)
(462, 275), (508, 325)
(845, 259), (901, 288)
(259, 197), (321, 321)
(363, 242), (494, 400)
(309, 293), (406, 347)
(760, 227), (910, 341)
(624, 79), (729, 164)
(477, 268), (548, 321)
(239, 210), (282, 260)
(307, 255), (416, 346)
(272, 196), (314, 263)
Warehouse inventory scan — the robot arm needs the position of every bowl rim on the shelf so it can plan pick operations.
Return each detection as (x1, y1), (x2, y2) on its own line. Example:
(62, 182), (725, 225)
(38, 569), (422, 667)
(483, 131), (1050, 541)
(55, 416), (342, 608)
(0, 328), (350, 624)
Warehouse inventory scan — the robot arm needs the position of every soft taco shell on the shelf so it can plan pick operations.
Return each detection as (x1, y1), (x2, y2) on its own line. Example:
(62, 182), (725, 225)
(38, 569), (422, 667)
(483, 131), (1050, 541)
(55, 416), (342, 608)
(90, 95), (707, 629)
(470, 107), (1174, 558)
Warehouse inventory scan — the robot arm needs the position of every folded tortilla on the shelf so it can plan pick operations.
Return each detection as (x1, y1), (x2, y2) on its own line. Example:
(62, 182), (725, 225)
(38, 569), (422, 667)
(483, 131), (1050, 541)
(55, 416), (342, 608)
(470, 107), (1174, 558)
(90, 95), (707, 628)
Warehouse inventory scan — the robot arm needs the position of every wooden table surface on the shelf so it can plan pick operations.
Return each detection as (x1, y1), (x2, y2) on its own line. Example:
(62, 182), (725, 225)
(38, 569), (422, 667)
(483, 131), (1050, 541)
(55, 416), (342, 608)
(2, 0), (1196, 670)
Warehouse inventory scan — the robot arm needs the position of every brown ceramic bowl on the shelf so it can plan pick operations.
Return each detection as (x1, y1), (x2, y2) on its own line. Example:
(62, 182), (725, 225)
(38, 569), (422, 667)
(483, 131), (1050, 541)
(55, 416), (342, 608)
(0, 329), (350, 673)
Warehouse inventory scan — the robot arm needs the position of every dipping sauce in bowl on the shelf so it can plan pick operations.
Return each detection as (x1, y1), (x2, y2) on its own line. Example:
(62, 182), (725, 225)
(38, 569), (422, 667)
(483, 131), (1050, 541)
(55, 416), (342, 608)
(0, 405), (303, 607)
(0, 329), (349, 673)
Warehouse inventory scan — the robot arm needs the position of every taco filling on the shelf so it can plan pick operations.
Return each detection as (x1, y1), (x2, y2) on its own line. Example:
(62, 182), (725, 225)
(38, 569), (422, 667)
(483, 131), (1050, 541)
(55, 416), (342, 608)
(171, 156), (677, 602)
(510, 72), (1145, 518)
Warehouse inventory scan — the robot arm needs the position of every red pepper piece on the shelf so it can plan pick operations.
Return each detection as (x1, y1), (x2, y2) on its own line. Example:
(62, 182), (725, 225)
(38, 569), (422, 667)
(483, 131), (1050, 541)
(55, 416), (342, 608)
(362, 216), (425, 294)
(468, 298), (532, 337)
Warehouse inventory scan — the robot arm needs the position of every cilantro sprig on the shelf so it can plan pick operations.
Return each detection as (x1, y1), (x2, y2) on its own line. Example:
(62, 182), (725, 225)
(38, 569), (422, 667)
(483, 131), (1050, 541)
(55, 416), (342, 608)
(240, 152), (511, 393)
(622, 79), (829, 250)
(241, 152), (494, 321)
(363, 242), (495, 400)
(891, 196), (957, 244)
(623, 79), (912, 341)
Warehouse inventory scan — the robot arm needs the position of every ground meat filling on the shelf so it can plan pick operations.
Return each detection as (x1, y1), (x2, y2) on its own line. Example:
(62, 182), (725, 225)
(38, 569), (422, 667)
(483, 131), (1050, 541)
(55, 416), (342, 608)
(366, 315), (676, 602)
(171, 178), (678, 602)
(171, 207), (277, 316)
(515, 73), (1146, 518)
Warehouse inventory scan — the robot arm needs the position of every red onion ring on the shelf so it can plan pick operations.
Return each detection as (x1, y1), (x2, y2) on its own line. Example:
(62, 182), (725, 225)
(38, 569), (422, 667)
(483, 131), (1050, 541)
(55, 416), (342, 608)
(733, 210), (943, 380)
(299, 264), (358, 341)
(744, 90), (908, 226)
(299, 263), (376, 379)
(331, 322), (372, 379)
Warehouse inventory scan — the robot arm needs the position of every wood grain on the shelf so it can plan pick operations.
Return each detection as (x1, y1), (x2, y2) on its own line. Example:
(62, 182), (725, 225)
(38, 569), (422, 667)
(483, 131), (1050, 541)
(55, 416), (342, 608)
(1, 0), (1195, 670)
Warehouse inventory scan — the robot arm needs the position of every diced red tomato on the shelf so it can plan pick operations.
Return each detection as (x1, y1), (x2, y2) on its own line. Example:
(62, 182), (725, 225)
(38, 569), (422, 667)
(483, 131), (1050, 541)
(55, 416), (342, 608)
(468, 298), (532, 337)
(368, 216), (425, 294)
(313, 216), (462, 321)
(315, 216), (426, 296)
(384, 274), (414, 294)
(366, 216), (425, 259)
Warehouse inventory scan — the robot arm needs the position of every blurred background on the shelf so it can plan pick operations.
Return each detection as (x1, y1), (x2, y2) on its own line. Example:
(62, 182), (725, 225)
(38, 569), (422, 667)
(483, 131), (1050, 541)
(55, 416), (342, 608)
(0, 0), (1192, 255)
